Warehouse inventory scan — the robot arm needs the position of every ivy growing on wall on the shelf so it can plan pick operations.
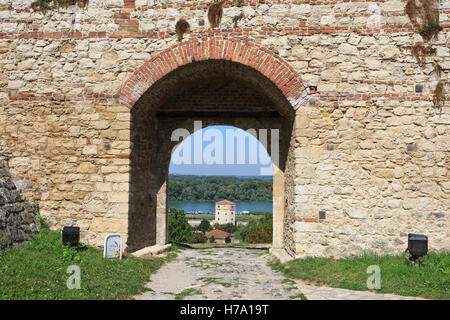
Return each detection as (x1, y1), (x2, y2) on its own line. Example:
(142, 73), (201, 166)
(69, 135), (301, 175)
(404, 0), (446, 110)
(405, 0), (442, 41)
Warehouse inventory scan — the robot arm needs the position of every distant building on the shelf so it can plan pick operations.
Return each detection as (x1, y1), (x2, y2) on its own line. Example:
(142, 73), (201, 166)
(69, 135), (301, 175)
(205, 229), (231, 243)
(214, 200), (236, 225)
(187, 220), (201, 228)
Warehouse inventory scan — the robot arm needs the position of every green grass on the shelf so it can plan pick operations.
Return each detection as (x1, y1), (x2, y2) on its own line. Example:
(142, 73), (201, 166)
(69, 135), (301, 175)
(289, 293), (307, 300)
(285, 286), (298, 291)
(169, 243), (189, 252)
(174, 288), (202, 300)
(187, 242), (269, 249)
(281, 278), (296, 285)
(197, 277), (233, 288)
(269, 252), (450, 300)
(0, 224), (176, 300)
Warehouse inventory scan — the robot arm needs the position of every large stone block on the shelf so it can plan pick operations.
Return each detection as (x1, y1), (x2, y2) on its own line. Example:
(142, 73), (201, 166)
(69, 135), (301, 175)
(345, 208), (369, 219)
(294, 221), (325, 233)
(90, 217), (127, 234)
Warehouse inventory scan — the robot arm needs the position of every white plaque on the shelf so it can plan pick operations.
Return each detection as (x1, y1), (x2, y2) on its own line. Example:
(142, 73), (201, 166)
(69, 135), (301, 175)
(103, 233), (123, 259)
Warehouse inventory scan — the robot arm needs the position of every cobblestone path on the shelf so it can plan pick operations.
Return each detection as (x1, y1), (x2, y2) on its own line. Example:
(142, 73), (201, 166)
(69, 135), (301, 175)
(134, 248), (424, 300)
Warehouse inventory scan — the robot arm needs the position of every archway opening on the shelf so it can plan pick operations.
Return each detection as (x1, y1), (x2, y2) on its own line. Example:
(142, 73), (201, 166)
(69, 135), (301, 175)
(167, 125), (274, 246)
(127, 59), (296, 259)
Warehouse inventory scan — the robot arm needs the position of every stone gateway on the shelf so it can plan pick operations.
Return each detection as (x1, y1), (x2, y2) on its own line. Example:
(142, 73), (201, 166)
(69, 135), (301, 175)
(0, 0), (448, 259)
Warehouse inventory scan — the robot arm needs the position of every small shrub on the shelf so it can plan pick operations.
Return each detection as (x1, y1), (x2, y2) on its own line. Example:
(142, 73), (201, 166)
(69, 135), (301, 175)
(197, 219), (212, 233)
(208, 0), (225, 28)
(168, 208), (192, 244)
(189, 232), (207, 244)
(175, 18), (190, 42)
(243, 213), (273, 244)
(410, 42), (435, 67)
(433, 80), (446, 111)
(419, 21), (443, 42)
(404, 0), (442, 42)
(232, 13), (243, 27)
(213, 223), (236, 234)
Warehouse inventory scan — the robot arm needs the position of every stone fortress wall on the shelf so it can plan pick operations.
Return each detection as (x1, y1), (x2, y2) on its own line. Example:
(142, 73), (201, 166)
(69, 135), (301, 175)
(0, 158), (39, 250)
(0, 0), (448, 258)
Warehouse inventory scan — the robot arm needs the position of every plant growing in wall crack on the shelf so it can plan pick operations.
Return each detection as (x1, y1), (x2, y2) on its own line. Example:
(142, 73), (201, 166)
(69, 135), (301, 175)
(405, 0), (442, 41)
(208, 0), (226, 28)
(31, 0), (88, 13)
(232, 13), (244, 27)
(175, 18), (190, 42)
(433, 80), (447, 111)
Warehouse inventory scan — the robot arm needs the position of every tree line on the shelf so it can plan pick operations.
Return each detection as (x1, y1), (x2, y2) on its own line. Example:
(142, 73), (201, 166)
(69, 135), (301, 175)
(168, 175), (273, 202)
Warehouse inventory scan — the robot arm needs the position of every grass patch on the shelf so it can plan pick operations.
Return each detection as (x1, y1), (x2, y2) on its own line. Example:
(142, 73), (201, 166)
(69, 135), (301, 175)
(174, 288), (202, 300)
(219, 282), (232, 288)
(197, 277), (233, 288)
(0, 224), (175, 300)
(170, 243), (189, 252)
(289, 293), (307, 300)
(285, 286), (298, 291)
(281, 278), (296, 285)
(269, 252), (450, 300)
(188, 242), (269, 249)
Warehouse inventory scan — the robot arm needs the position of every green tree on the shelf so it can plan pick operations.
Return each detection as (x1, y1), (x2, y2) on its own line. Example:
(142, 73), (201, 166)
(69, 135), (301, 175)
(209, 236), (215, 243)
(234, 223), (249, 241)
(213, 223), (236, 234)
(198, 219), (211, 233)
(168, 208), (192, 243)
(242, 213), (273, 244)
(168, 175), (273, 202)
(189, 232), (207, 243)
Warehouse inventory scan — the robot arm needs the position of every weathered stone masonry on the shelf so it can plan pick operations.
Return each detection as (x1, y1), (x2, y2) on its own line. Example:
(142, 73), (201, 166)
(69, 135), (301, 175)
(0, 0), (449, 258)
(0, 158), (39, 250)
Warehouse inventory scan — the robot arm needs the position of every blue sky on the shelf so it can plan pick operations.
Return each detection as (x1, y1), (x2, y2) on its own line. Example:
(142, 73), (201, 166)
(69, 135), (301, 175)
(169, 125), (274, 176)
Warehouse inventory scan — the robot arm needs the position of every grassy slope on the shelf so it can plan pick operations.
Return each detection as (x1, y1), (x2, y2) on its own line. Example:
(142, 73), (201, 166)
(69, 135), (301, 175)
(0, 225), (175, 300)
(269, 252), (450, 299)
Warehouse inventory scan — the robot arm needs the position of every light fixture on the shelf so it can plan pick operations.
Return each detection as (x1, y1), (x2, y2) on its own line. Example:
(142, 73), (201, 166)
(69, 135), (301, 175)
(62, 226), (80, 246)
(405, 233), (428, 264)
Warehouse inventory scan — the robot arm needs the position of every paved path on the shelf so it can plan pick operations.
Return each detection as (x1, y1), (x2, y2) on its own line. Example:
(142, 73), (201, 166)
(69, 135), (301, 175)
(134, 248), (424, 300)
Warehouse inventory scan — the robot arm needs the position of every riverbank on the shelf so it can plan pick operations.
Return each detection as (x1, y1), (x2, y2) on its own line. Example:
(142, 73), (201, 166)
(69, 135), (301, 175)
(169, 200), (273, 214)
(186, 214), (269, 222)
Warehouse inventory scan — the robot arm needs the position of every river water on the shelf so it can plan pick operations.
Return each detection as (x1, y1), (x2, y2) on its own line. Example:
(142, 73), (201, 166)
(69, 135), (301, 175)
(169, 200), (272, 214)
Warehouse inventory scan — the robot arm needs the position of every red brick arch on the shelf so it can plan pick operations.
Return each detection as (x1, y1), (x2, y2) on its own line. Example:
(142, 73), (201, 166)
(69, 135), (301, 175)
(117, 37), (306, 110)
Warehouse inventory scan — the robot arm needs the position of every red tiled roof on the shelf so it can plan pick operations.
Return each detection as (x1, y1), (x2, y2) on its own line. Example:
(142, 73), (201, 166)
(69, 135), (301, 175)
(216, 200), (235, 205)
(205, 229), (230, 239)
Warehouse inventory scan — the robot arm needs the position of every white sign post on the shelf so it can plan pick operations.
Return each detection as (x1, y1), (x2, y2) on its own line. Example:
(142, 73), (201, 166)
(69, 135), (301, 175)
(103, 233), (123, 259)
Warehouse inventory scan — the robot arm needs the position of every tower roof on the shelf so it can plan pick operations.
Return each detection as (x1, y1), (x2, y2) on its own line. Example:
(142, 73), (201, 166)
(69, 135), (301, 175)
(216, 200), (235, 205)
